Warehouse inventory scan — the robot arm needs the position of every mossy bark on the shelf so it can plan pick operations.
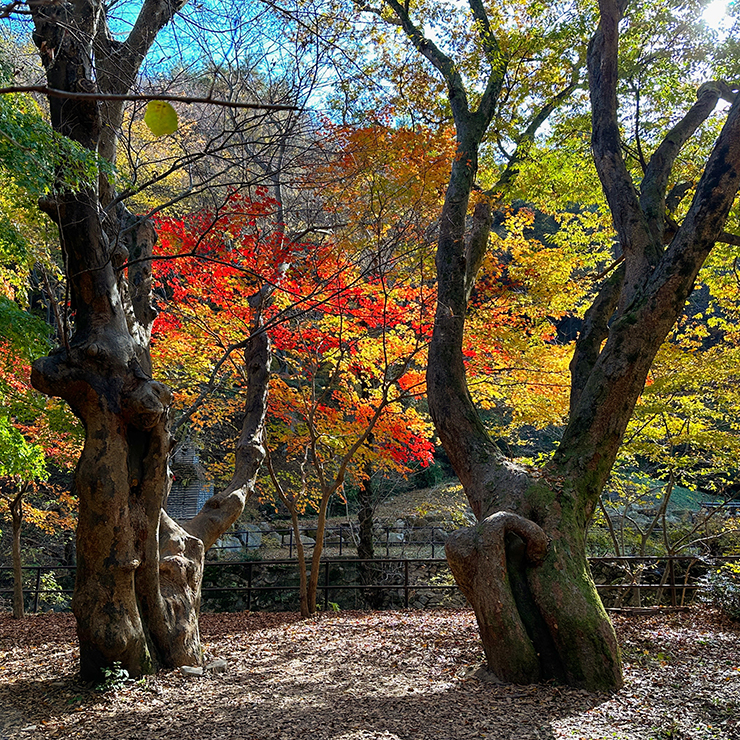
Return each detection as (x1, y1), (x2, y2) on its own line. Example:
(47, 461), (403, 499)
(445, 479), (622, 690)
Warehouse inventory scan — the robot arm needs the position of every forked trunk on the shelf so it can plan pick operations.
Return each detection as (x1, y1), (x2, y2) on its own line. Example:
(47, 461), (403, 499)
(28, 0), (272, 680)
(428, 0), (740, 691)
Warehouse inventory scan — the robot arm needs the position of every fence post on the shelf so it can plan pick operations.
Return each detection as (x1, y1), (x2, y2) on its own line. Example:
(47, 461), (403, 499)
(385, 527), (389, 558)
(339, 525), (343, 557)
(247, 561), (253, 612)
(669, 557), (677, 607)
(33, 566), (42, 613)
(404, 560), (409, 608)
(431, 528), (435, 560)
(289, 529), (293, 559)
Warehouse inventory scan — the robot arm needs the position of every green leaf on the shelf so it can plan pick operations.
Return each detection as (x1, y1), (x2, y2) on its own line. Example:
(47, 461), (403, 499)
(0, 415), (47, 482)
(144, 101), (178, 137)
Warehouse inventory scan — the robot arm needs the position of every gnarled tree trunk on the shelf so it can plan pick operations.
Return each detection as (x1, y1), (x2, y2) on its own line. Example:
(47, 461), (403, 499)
(426, 0), (740, 690)
(28, 0), (271, 680)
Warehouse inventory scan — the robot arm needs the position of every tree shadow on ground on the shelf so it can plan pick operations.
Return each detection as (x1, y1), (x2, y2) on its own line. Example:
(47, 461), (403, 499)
(0, 666), (602, 740)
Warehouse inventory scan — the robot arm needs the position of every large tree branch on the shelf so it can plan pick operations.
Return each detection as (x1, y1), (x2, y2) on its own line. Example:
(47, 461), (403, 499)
(555, 93), (740, 503)
(588, 0), (655, 307)
(640, 80), (737, 244)
(183, 307), (270, 550)
(122, 0), (189, 74)
(95, 0), (186, 204)
(381, 0), (470, 123)
(467, 0), (506, 132)
(0, 86), (300, 111)
(650, 93), (740, 302)
(464, 199), (493, 301)
(489, 53), (585, 196)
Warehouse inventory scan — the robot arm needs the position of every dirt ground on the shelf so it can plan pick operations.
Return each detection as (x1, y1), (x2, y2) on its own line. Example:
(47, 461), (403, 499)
(0, 608), (738, 740)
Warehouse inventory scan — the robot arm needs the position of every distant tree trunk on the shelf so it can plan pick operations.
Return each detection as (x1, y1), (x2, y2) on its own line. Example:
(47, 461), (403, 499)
(292, 511), (310, 617)
(306, 489), (332, 613)
(10, 485), (25, 620)
(357, 463), (384, 609)
(28, 0), (270, 680)
(357, 471), (375, 560)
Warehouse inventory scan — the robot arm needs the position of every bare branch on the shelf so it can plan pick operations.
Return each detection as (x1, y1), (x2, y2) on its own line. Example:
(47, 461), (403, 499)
(717, 231), (740, 247)
(0, 86), (300, 112)
(640, 81), (737, 243)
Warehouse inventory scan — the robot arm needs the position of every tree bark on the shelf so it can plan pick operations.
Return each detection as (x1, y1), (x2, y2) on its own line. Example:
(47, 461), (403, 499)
(357, 468), (384, 608)
(421, 0), (740, 691)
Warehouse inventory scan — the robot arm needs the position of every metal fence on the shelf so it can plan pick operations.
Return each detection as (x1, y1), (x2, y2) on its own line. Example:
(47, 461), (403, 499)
(218, 524), (454, 560)
(2, 554), (738, 614)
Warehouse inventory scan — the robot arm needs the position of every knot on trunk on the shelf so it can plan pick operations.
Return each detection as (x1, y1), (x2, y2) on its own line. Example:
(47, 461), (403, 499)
(123, 380), (172, 430)
(445, 511), (549, 684)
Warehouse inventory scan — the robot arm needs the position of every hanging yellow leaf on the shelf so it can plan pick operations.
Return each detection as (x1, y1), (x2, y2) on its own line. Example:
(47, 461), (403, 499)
(143, 101), (178, 137)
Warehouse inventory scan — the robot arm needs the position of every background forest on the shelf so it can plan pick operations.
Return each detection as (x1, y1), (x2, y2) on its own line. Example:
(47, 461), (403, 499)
(1, 0), (740, 688)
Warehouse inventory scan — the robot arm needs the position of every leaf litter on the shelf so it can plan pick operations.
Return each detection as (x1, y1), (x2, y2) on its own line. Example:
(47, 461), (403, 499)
(0, 608), (738, 739)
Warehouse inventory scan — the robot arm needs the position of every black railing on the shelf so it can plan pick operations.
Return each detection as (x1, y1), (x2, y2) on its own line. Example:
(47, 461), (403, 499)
(0, 564), (76, 612)
(2, 555), (739, 614)
(219, 524), (453, 559)
(201, 558), (455, 611)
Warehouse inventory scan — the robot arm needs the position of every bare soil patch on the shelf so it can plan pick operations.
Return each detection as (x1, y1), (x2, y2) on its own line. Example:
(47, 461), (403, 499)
(0, 608), (738, 740)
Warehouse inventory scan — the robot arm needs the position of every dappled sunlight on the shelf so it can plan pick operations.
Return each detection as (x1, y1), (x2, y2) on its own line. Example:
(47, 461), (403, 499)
(2, 610), (738, 738)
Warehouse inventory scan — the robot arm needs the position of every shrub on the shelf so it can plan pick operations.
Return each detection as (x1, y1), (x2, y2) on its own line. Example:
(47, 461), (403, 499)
(700, 562), (740, 620)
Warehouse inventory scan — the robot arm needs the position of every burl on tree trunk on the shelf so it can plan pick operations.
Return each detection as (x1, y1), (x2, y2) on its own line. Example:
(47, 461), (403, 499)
(423, 0), (740, 691)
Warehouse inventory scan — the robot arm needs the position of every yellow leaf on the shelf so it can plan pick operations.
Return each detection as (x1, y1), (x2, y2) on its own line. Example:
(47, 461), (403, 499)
(144, 101), (178, 137)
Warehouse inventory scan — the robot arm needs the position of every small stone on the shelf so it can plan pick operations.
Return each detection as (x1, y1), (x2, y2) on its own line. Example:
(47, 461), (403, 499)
(461, 665), (502, 684)
(205, 659), (228, 673)
(179, 665), (204, 677)
(21, 726), (37, 732)
(50, 681), (66, 688)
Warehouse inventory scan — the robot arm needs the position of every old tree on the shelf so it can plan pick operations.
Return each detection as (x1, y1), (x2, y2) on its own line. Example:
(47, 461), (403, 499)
(375, 0), (740, 690)
(23, 0), (274, 679)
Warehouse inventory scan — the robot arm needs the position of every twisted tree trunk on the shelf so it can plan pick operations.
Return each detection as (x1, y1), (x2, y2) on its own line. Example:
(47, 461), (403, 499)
(28, 0), (271, 680)
(426, 0), (740, 690)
